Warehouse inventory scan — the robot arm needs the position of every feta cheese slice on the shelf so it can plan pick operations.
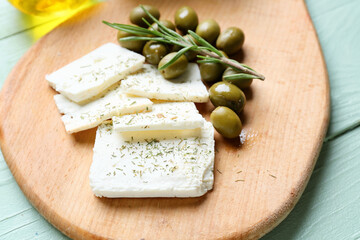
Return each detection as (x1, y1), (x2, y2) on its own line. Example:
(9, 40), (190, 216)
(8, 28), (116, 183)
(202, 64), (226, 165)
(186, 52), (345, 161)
(46, 43), (145, 103)
(54, 86), (153, 134)
(112, 102), (204, 132)
(120, 63), (209, 102)
(89, 121), (215, 198)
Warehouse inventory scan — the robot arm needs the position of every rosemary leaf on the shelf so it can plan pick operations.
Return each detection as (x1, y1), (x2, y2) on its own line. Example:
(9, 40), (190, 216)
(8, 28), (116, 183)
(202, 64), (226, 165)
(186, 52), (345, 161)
(140, 6), (186, 41)
(158, 46), (193, 70)
(196, 56), (222, 65)
(223, 73), (259, 80)
(186, 34), (197, 45)
(197, 59), (219, 64)
(196, 55), (211, 60)
(102, 21), (152, 36)
(141, 17), (154, 28)
(158, 21), (184, 40)
(197, 55), (221, 62)
(119, 36), (171, 44)
(188, 30), (223, 57)
(241, 63), (255, 71)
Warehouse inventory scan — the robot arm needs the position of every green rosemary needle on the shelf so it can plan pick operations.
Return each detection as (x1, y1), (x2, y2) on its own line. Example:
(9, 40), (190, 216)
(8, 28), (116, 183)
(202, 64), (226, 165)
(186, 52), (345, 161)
(103, 5), (265, 81)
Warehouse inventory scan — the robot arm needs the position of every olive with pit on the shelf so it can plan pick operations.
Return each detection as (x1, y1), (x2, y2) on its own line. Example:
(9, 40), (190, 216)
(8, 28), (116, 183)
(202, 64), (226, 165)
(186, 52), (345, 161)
(216, 27), (245, 55)
(130, 5), (160, 27)
(117, 30), (145, 53)
(195, 19), (220, 45)
(210, 106), (242, 138)
(142, 41), (169, 65)
(200, 62), (225, 83)
(222, 67), (253, 89)
(149, 20), (176, 32)
(158, 52), (188, 79)
(174, 6), (198, 33)
(209, 81), (246, 113)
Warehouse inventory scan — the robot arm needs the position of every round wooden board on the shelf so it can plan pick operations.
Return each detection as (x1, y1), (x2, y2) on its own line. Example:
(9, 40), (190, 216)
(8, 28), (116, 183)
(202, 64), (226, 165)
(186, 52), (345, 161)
(0, 0), (329, 239)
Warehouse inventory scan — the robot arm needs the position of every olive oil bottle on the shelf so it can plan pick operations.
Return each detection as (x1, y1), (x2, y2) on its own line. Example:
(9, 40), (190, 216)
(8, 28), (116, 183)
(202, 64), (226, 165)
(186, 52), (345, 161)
(8, 0), (94, 17)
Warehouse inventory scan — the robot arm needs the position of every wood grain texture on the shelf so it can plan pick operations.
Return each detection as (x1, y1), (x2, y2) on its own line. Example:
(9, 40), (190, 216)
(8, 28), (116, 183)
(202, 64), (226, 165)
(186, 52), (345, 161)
(0, 0), (329, 239)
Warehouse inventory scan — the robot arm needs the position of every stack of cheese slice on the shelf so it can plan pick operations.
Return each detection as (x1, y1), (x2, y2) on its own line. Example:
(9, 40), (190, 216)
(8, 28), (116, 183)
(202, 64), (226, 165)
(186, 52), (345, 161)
(47, 43), (214, 198)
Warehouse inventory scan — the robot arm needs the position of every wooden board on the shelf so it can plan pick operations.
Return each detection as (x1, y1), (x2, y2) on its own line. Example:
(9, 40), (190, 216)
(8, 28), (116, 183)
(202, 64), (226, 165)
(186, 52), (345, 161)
(0, 0), (329, 239)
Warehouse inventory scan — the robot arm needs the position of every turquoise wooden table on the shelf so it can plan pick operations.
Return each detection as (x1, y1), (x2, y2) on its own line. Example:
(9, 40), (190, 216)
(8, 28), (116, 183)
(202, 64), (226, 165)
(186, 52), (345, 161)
(1, 0), (359, 239)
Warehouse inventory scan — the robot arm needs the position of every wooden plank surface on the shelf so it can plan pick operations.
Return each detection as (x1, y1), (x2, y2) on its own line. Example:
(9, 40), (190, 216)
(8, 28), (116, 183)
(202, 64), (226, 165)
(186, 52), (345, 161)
(0, 0), (359, 239)
(309, 0), (360, 136)
(0, 0), (329, 239)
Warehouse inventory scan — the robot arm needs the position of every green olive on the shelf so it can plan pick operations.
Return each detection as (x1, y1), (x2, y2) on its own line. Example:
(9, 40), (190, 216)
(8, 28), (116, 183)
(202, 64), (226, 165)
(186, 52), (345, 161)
(210, 106), (242, 138)
(184, 49), (197, 62)
(199, 50), (227, 83)
(222, 67), (253, 89)
(200, 62), (225, 83)
(130, 5), (160, 27)
(174, 6), (198, 33)
(209, 81), (246, 113)
(158, 52), (188, 79)
(149, 20), (176, 32)
(142, 41), (169, 65)
(195, 19), (220, 45)
(172, 34), (197, 61)
(216, 27), (245, 55)
(117, 30), (145, 53)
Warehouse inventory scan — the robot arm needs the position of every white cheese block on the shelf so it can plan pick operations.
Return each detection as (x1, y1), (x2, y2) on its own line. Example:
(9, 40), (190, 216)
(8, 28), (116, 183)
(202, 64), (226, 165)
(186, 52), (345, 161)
(54, 87), (153, 134)
(112, 102), (204, 132)
(89, 121), (215, 198)
(46, 43), (145, 103)
(120, 63), (209, 102)
(54, 94), (82, 115)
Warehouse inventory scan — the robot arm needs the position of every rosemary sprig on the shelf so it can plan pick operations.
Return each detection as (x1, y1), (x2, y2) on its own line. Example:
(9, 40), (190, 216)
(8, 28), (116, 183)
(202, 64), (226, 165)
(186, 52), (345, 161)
(103, 5), (265, 81)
